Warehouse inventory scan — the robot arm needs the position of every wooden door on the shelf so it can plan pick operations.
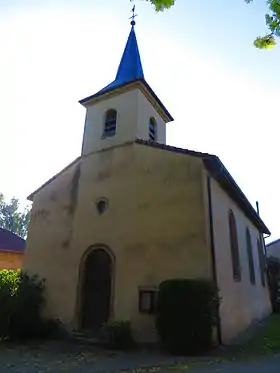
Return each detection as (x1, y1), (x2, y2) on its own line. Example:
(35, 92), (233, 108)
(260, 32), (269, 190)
(81, 249), (112, 333)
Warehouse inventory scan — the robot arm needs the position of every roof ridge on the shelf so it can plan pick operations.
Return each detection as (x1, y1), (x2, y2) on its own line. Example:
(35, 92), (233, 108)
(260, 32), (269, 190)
(0, 228), (26, 253)
(0, 227), (25, 240)
(135, 138), (215, 158)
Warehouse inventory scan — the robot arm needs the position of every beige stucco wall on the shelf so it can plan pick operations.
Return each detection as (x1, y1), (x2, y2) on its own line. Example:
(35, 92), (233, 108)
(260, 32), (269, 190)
(266, 240), (280, 260)
(24, 159), (80, 318)
(24, 142), (212, 342)
(81, 87), (166, 156)
(210, 177), (271, 344)
(136, 90), (166, 144)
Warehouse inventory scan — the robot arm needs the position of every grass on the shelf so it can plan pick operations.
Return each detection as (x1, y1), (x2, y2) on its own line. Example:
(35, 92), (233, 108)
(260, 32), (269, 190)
(229, 314), (280, 358)
(117, 359), (230, 373)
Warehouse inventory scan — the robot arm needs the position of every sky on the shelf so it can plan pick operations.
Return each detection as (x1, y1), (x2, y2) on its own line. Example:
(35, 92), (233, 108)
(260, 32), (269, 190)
(0, 0), (279, 243)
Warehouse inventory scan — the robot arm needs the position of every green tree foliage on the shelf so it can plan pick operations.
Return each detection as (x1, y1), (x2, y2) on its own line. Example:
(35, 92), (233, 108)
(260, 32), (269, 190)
(246, 0), (280, 48)
(145, 0), (280, 48)
(0, 193), (31, 239)
(146, 0), (175, 11)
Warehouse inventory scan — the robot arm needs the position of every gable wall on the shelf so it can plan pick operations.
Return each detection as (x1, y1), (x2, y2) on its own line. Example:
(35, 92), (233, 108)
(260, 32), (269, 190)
(23, 160), (81, 322)
(24, 143), (212, 341)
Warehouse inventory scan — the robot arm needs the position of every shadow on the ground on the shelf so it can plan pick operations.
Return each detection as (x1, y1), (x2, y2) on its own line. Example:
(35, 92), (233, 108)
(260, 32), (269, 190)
(1, 315), (280, 373)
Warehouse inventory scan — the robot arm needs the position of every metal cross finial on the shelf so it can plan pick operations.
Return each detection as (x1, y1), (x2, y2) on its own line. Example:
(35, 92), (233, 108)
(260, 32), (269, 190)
(129, 5), (137, 26)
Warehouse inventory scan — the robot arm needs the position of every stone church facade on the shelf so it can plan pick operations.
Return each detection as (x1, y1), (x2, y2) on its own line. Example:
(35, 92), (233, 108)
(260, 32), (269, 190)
(24, 21), (271, 344)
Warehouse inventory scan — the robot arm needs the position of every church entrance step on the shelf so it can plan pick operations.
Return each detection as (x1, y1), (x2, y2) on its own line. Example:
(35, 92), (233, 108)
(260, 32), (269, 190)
(70, 329), (101, 345)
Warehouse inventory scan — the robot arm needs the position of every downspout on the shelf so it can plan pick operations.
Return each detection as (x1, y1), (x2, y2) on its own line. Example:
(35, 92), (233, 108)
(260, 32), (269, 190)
(256, 201), (271, 283)
(207, 175), (222, 344)
(256, 202), (271, 252)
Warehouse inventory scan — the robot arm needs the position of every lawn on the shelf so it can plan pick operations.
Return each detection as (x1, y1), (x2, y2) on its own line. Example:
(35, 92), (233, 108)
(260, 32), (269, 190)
(243, 314), (280, 354)
(227, 314), (280, 358)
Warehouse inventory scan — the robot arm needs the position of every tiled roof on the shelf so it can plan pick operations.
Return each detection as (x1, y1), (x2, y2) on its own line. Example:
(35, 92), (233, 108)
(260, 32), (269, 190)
(0, 228), (26, 253)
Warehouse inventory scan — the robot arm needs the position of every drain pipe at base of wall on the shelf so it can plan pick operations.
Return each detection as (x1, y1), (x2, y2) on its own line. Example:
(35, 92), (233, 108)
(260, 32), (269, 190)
(206, 175), (222, 345)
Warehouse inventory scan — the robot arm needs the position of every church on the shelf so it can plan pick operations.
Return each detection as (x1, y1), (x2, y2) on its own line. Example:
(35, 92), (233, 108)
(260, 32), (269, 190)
(23, 18), (272, 344)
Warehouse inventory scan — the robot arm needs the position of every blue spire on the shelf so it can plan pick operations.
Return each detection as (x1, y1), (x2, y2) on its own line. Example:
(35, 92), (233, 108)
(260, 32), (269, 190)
(116, 25), (144, 83)
(96, 24), (144, 95)
(79, 13), (173, 122)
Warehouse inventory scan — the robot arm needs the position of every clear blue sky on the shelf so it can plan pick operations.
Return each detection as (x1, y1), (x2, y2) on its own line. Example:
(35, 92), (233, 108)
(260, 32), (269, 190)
(1, 0), (279, 242)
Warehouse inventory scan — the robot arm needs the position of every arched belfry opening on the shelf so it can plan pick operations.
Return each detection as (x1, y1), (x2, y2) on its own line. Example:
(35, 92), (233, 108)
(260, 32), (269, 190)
(80, 247), (114, 333)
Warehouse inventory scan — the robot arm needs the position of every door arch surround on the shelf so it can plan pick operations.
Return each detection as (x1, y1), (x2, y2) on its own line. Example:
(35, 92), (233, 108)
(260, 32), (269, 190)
(78, 245), (115, 333)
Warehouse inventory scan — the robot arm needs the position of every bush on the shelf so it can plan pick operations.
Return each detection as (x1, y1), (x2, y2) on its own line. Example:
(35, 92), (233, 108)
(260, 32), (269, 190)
(0, 270), (20, 338)
(9, 272), (46, 340)
(100, 320), (135, 350)
(156, 279), (220, 355)
(0, 270), (59, 341)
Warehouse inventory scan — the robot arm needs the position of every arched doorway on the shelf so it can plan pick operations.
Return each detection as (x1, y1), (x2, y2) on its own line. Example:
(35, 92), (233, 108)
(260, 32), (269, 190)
(81, 248), (113, 333)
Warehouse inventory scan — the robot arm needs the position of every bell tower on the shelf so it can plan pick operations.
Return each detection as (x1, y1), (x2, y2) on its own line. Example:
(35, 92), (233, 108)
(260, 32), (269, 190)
(79, 10), (173, 156)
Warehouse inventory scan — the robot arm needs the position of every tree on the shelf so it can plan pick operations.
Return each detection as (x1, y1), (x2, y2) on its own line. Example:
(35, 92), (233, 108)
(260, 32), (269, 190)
(146, 0), (174, 11)
(0, 194), (31, 239)
(246, 0), (280, 48)
(145, 0), (280, 49)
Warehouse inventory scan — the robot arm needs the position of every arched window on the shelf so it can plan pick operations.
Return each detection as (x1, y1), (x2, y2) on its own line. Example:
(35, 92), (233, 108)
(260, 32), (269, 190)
(149, 117), (157, 142)
(246, 228), (255, 285)
(103, 109), (117, 137)
(228, 210), (241, 281)
(257, 239), (266, 287)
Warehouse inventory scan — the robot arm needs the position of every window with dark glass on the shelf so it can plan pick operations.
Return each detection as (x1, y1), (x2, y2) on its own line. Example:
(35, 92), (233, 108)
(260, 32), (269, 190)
(246, 228), (255, 285)
(229, 210), (241, 281)
(257, 239), (266, 287)
(103, 109), (117, 137)
(149, 117), (157, 142)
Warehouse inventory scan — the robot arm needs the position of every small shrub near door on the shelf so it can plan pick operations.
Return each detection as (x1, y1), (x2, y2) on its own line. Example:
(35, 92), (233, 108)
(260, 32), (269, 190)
(156, 279), (220, 355)
(0, 270), (60, 341)
(100, 320), (135, 350)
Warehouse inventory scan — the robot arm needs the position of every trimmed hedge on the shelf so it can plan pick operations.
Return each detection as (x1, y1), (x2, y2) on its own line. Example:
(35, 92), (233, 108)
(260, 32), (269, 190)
(156, 279), (220, 355)
(0, 270), (59, 341)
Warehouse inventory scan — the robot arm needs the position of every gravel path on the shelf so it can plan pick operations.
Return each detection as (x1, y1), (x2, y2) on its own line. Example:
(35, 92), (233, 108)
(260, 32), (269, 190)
(185, 356), (280, 373)
(0, 341), (280, 373)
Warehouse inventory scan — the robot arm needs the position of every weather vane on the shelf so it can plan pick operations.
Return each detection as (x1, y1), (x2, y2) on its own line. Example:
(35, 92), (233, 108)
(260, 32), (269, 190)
(129, 5), (137, 26)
